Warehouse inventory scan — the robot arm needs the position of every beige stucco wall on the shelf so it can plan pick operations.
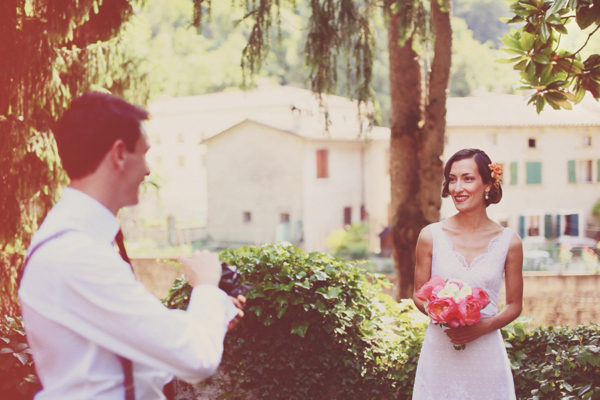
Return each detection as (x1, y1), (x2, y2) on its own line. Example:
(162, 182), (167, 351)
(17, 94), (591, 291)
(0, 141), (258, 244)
(205, 121), (305, 245)
(442, 126), (600, 247)
(302, 140), (366, 252)
(363, 140), (392, 250)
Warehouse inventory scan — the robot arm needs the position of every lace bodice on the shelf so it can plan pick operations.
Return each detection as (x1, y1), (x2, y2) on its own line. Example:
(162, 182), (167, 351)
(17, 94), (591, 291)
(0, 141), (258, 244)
(431, 222), (515, 318)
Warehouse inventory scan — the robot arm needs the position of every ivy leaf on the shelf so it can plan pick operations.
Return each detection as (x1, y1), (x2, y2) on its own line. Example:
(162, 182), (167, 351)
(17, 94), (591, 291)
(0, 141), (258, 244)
(291, 321), (309, 338)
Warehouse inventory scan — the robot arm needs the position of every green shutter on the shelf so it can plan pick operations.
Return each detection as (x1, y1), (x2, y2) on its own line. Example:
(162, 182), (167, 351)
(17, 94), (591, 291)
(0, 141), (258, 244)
(568, 160), (576, 183)
(556, 214), (561, 237)
(544, 214), (553, 238)
(597, 159), (600, 182)
(526, 162), (542, 184)
(510, 162), (518, 185)
(519, 215), (525, 238)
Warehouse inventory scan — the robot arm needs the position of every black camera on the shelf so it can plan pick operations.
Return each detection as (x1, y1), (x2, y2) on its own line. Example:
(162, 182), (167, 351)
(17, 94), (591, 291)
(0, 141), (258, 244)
(218, 262), (253, 297)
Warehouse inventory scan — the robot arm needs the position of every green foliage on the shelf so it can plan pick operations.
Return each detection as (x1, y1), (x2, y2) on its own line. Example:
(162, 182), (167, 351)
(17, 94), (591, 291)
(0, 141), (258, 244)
(501, 0), (600, 113)
(164, 243), (427, 399)
(504, 321), (600, 400)
(593, 197), (600, 217)
(325, 222), (370, 260)
(0, 0), (149, 315)
(0, 315), (40, 399)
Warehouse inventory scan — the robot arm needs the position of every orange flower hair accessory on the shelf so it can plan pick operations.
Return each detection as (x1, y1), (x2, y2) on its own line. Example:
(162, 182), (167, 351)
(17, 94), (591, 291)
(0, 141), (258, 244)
(489, 163), (503, 188)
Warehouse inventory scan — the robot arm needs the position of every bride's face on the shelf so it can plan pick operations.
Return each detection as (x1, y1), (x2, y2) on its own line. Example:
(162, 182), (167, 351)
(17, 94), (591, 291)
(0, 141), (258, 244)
(448, 158), (490, 212)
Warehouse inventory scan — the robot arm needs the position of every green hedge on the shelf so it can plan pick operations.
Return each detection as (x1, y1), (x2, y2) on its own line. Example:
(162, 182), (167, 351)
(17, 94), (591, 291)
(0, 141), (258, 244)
(164, 243), (424, 399)
(3, 243), (599, 399)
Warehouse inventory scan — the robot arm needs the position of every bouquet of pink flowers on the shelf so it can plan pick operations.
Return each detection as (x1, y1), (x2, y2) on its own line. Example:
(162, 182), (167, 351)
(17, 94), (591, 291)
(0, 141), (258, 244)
(416, 275), (490, 350)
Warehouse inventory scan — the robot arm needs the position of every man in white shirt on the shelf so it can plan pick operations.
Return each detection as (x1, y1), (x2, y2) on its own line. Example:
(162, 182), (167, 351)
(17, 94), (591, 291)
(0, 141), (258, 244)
(19, 92), (243, 399)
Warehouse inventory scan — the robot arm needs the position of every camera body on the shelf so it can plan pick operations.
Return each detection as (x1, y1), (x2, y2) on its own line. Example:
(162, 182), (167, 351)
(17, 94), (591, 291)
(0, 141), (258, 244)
(218, 262), (253, 297)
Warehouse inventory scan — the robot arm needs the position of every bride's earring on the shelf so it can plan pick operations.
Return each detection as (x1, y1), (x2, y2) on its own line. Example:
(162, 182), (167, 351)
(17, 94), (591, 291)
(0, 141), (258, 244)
(485, 191), (489, 200)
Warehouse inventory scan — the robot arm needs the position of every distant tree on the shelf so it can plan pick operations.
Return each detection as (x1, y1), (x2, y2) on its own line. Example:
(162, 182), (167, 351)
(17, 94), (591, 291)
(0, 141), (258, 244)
(0, 0), (149, 316)
(501, 0), (600, 112)
(454, 0), (512, 47)
(193, 0), (452, 300)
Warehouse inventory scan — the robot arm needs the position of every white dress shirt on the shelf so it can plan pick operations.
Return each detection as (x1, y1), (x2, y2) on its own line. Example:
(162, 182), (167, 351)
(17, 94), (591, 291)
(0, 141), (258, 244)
(19, 188), (238, 400)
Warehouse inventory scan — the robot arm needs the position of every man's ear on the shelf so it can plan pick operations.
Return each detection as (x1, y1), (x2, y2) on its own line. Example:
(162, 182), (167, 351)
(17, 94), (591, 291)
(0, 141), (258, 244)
(109, 139), (128, 172)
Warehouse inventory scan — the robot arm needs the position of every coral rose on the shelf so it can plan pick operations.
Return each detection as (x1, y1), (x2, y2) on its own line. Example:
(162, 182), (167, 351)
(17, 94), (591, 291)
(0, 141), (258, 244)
(472, 287), (491, 309)
(416, 275), (446, 302)
(427, 297), (459, 327)
(457, 295), (483, 325)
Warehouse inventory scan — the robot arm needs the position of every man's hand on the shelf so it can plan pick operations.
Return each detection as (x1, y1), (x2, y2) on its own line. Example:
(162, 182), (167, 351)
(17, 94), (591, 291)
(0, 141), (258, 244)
(228, 295), (246, 332)
(178, 250), (221, 288)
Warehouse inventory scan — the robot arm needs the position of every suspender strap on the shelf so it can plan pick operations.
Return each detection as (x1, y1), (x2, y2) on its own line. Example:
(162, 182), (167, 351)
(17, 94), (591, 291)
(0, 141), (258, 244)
(18, 229), (76, 287)
(21, 228), (138, 400)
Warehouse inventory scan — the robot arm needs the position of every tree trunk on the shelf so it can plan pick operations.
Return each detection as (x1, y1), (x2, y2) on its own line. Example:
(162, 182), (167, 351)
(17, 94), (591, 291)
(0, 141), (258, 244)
(387, 1), (452, 300)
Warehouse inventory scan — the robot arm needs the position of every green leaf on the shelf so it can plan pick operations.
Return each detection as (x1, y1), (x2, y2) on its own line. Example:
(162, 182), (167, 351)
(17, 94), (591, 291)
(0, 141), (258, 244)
(291, 321), (309, 338)
(540, 22), (550, 42)
(501, 34), (523, 50)
(563, 381), (574, 392)
(327, 287), (342, 299)
(533, 53), (550, 64)
(520, 32), (536, 51)
(578, 383), (592, 396)
(546, 0), (569, 16)
(294, 281), (310, 290)
(576, 4), (600, 30)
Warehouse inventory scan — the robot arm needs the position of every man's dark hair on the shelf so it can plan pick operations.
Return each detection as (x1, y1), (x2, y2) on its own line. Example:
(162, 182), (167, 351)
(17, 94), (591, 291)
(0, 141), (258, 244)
(53, 92), (149, 180)
(441, 148), (502, 207)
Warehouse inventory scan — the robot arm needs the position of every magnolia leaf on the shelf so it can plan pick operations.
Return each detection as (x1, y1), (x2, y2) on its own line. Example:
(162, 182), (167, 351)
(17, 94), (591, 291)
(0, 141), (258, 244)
(576, 4), (600, 30)
(546, 0), (569, 16)
(520, 32), (536, 51)
(536, 96), (546, 113)
(501, 34), (522, 50)
(540, 22), (550, 42)
(578, 383), (592, 396)
(533, 53), (550, 64)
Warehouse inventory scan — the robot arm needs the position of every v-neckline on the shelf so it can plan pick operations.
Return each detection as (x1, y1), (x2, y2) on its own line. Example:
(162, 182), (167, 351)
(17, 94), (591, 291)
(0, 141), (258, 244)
(439, 222), (505, 270)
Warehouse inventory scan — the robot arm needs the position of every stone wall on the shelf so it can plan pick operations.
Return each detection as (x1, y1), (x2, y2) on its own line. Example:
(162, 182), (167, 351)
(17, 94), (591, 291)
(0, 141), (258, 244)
(132, 258), (599, 326)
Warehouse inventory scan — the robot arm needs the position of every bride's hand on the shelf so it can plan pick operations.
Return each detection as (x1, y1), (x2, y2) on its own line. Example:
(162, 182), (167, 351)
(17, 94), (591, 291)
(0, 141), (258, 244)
(444, 319), (493, 344)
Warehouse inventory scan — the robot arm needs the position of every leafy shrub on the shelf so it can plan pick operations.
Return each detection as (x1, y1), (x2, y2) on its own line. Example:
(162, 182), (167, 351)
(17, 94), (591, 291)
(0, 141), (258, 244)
(325, 222), (370, 260)
(164, 242), (426, 399)
(504, 321), (600, 400)
(0, 315), (40, 399)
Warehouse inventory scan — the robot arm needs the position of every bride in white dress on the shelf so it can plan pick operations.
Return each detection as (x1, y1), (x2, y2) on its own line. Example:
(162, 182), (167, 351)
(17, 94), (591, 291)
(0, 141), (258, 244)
(412, 148), (524, 400)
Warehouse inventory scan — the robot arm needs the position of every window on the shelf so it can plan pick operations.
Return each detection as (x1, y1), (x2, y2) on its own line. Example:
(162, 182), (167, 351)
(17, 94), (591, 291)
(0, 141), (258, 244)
(316, 149), (328, 178)
(528, 215), (540, 237)
(178, 155), (185, 167)
(583, 135), (592, 147)
(280, 213), (290, 223)
(564, 214), (579, 236)
(578, 160), (593, 183)
(510, 162), (518, 185)
(243, 212), (252, 223)
(360, 205), (367, 221)
(526, 162), (542, 184)
(528, 138), (536, 148)
(344, 207), (352, 226)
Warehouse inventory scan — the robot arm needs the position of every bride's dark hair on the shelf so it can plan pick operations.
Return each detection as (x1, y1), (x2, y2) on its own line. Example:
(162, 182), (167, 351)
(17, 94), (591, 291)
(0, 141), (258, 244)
(441, 148), (502, 207)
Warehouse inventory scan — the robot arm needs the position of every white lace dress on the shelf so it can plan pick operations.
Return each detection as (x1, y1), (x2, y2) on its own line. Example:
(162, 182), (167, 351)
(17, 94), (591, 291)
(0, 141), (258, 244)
(412, 222), (517, 400)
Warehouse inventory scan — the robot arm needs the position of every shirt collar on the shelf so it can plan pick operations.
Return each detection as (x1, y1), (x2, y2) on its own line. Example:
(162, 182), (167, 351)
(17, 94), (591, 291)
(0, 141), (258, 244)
(56, 187), (121, 244)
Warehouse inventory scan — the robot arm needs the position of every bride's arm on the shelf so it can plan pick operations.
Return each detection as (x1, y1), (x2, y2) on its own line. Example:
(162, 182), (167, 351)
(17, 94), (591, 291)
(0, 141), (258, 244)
(413, 226), (434, 315)
(446, 234), (524, 344)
